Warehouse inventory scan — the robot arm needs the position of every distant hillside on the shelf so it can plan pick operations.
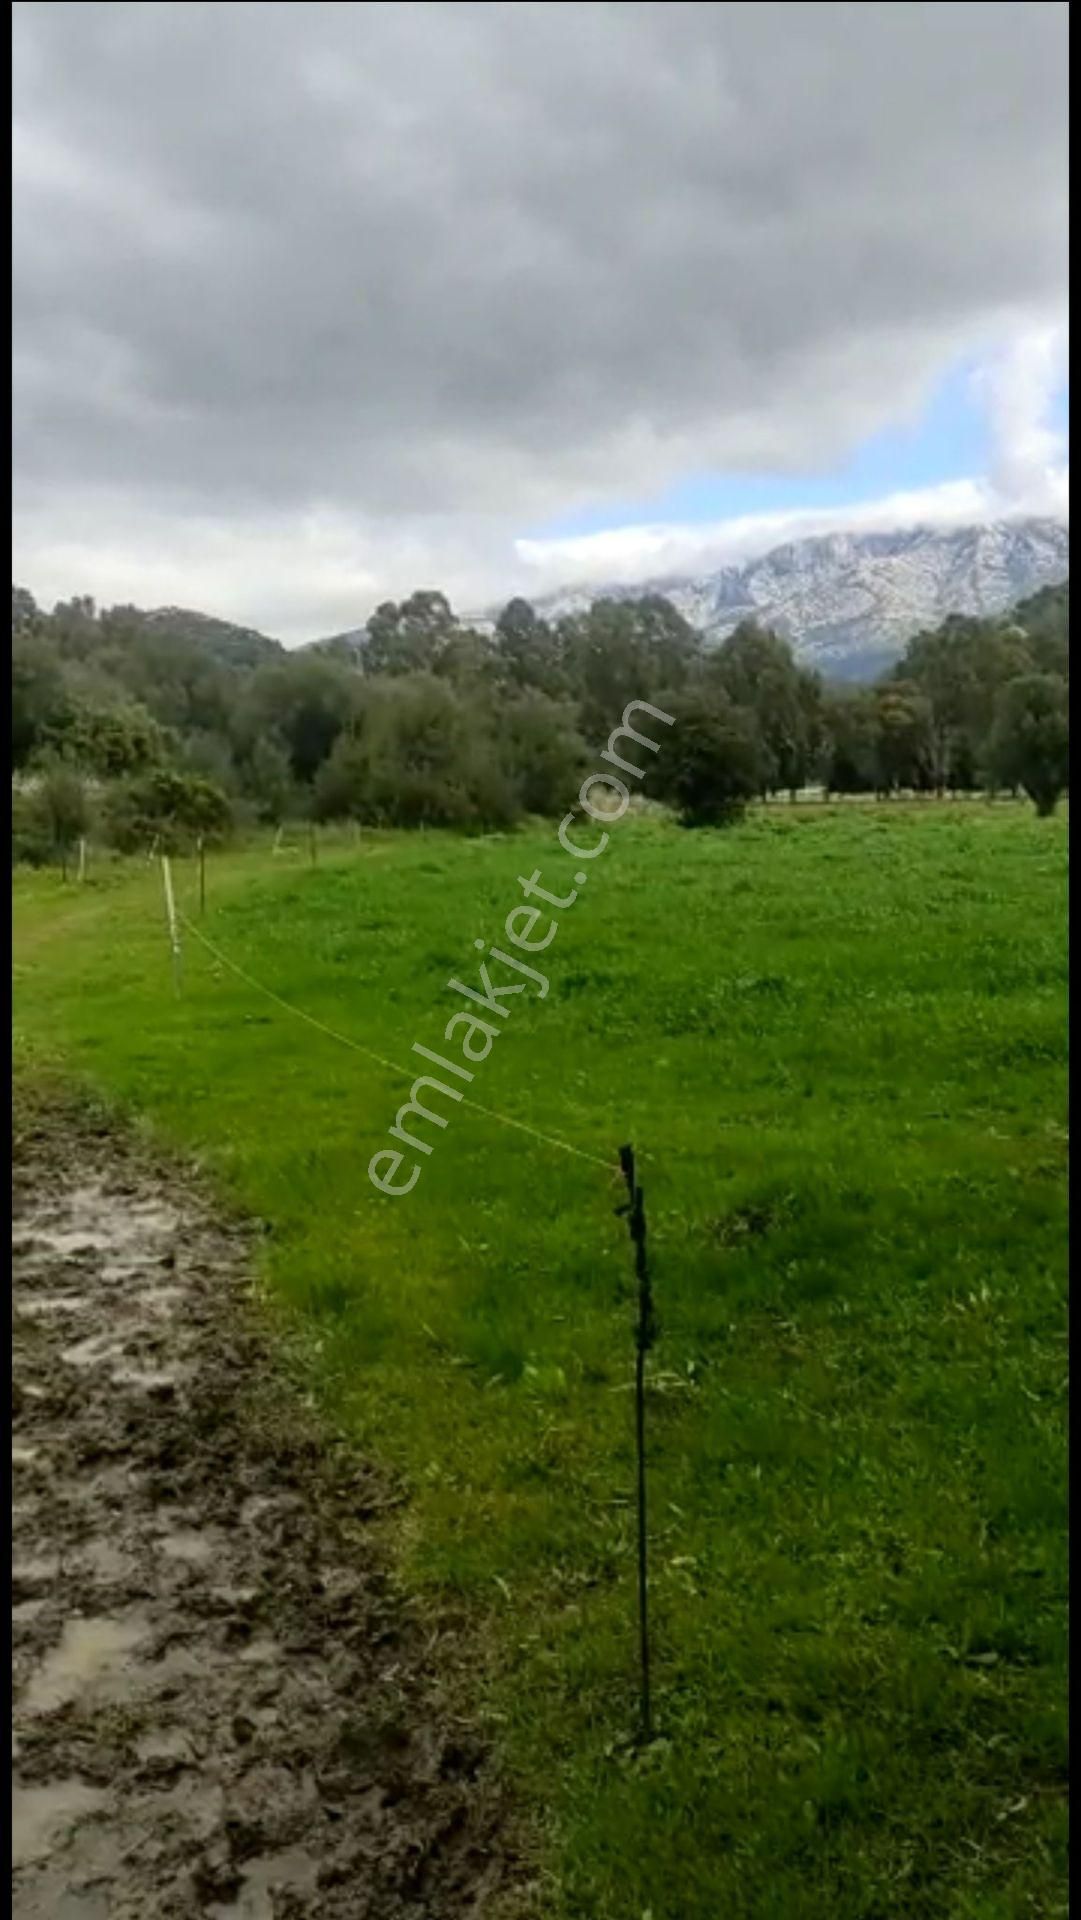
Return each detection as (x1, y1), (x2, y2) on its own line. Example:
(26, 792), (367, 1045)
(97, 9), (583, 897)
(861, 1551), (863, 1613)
(12, 572), (1067, 842)
(301, 628), (367, 666)
(528, 517), (1069, 679)
(138, 606), (284, 670)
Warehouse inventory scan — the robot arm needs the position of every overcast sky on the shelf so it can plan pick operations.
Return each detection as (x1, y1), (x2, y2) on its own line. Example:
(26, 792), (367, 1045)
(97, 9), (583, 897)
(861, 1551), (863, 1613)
(12, 1), (1069, 641)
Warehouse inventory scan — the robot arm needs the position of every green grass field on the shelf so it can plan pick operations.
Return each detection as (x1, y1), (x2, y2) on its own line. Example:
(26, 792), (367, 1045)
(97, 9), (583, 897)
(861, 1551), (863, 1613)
(12, 802), (1068, 1918)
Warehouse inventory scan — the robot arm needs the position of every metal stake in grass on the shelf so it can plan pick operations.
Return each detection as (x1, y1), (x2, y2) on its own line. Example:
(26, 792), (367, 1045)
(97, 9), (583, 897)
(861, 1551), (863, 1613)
(160, 853), (183, 997)
(618, 1143), (656, 1742)
(197, 834), (206, 915)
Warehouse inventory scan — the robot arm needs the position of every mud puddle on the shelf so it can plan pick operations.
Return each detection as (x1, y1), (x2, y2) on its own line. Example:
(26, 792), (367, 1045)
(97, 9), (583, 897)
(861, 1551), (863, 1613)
(11, 1099), (516, 1918)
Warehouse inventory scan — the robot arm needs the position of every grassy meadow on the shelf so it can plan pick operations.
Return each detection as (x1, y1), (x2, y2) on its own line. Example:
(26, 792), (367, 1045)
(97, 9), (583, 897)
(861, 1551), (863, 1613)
(11, 801), (1068, 1918)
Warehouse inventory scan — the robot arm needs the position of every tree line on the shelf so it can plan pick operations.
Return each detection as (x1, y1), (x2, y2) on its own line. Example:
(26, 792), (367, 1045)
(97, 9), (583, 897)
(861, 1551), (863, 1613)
(10, 577), (1069, 860)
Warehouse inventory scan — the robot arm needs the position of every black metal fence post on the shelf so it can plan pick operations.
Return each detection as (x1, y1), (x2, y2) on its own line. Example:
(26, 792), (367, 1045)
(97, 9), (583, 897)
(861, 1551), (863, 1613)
(618, 1142), (656, 1742)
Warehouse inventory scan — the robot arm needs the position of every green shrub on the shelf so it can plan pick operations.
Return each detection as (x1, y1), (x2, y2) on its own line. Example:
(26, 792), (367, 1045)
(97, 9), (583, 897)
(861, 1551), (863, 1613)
(102, 769), (233, 853)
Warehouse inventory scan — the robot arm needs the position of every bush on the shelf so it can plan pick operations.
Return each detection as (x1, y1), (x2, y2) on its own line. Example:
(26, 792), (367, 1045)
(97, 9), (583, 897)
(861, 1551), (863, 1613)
(661, 696), (768, 827)
(102, 769), (233, 853)
(11, 787), (57, 866)
(313, 677), (521, 830)
(988, 673), (1069, 816)
(45, 702), (171, 777)
(498, 693), (589, 817)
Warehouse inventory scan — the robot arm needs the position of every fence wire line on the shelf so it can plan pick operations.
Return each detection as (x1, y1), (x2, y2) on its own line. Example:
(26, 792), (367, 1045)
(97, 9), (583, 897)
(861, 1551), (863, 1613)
(176, 908), (616, 1174)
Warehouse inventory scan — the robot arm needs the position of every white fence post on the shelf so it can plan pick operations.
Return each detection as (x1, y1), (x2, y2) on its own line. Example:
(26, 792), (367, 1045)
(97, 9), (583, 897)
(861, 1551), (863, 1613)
(160, 853), (182, 996)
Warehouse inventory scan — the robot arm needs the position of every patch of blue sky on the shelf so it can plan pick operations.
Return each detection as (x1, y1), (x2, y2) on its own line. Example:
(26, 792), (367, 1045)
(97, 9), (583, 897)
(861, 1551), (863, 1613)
(532, 359), (1069, 540)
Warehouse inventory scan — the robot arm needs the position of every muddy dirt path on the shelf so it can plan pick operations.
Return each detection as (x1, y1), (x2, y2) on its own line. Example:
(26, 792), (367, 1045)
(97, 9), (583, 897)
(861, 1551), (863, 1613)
(11, 1099), (516, 1919)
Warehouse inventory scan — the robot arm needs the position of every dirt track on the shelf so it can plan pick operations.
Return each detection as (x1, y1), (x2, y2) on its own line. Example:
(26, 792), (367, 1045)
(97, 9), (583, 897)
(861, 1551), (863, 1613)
(11, 1097), (517, 1919)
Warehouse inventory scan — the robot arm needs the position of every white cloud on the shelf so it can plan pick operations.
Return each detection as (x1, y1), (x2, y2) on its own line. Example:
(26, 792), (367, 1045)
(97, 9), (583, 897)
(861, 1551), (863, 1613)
(975, 323), (1069, 504)
(514, 325), (1069, 596)
(11, 3), (1068, 633)
(516, 481), (989, 589)
(513, 470), (1068, 598)
(10, 493), (537, 640)
(17, 441), (1067, 642)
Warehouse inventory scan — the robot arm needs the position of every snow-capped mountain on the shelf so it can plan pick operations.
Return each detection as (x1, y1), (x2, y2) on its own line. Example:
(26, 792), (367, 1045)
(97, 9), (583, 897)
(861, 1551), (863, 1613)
(531, 517), (1069, 678)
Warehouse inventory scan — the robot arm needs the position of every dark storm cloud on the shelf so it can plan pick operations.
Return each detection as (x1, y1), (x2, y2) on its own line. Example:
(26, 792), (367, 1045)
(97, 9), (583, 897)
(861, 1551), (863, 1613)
(11, 1), (1069, 627)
